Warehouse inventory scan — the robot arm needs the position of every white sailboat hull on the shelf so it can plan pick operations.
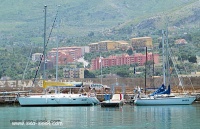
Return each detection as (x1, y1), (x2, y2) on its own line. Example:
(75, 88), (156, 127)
(18, 94), (99, 106)
(134, 96), (196, 106)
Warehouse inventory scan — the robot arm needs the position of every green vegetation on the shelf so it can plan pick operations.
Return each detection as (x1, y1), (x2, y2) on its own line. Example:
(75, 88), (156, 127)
(84, 70), (95, 78)
(0, 0), (200, 80)
(0, 45), (40, 80)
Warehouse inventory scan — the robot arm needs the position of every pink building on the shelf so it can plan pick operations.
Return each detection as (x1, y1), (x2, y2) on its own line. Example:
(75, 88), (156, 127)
(48, 47), (82, 65)
(51, 47), (82, 59)
(91, 53), (159, 70)
(47, 50), (74, 65)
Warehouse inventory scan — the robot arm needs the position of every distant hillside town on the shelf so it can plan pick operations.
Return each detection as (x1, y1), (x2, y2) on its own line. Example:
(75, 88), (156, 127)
(90, 53), (159, 70)
(31, 36), (187, 79)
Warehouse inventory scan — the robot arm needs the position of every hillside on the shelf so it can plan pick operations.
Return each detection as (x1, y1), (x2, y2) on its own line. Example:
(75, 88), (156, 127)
(0, 0), (199, 47)
(1, 0), (200, 80)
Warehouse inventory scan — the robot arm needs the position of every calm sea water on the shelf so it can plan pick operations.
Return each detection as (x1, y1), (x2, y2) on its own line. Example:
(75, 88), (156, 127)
(1, 102), (200, 129)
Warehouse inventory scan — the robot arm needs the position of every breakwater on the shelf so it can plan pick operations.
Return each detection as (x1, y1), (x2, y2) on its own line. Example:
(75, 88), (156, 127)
(1, 77), (200, 93)
(1, 77), (200, 105)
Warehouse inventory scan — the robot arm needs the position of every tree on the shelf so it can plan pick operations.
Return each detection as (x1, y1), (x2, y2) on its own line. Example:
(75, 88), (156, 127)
(127, 47), (133, 55)
(116, 71), (129, 77)
(188, 55), (197, 63)
(178, 53), (188, 61)
(84, 70), (95, 78)
(88, 32), (94, 37)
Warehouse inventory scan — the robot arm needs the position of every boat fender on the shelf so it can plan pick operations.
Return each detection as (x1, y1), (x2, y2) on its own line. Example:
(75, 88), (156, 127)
(197, 95), (200, 99)
(87, 93), (90, 97)
(137, 94), (140, 98)
(90, 93), (95, 97)
(17, 93), (20, 97)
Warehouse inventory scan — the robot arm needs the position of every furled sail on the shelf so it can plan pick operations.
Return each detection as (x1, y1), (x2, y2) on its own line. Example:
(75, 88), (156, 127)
(43, 80), (74, 88)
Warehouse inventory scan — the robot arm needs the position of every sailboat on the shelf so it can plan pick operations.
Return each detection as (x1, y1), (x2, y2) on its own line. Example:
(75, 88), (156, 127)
(18, 80), (99, 106)
(18, 5), (99, 106)
(134, 30), (196, 106)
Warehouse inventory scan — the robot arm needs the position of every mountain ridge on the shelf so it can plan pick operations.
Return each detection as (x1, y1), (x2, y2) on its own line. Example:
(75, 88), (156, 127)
(0, 0), (199, 46)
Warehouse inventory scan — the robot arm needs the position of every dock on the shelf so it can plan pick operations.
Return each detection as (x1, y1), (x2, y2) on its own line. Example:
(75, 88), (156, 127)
(0, 96), (19, 104)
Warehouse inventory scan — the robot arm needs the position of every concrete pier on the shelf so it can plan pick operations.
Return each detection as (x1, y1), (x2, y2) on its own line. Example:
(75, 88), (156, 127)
(0, 96), (18, 104)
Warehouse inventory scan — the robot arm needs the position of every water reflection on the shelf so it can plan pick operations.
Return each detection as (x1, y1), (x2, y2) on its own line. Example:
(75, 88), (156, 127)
(133, 105), (198, 129)
(1, 104), (200, 129)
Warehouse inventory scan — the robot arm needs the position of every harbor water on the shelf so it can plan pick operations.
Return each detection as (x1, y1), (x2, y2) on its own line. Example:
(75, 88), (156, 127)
(1, 102), (200, 129)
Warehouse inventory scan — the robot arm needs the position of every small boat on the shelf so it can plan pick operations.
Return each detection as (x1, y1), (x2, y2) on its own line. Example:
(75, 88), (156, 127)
(100, 94), (124, 107)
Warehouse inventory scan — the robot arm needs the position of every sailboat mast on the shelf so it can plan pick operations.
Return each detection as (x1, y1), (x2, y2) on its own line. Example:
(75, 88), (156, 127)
(152, 47), (155, 89)
(162, 30), (166, 86)
(145, 46), (147, 95)
(165, 29), (170, 86)
(43, 5), (47, 80)
(55, 5), (60, 81)
(100, 53), (102, 84)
